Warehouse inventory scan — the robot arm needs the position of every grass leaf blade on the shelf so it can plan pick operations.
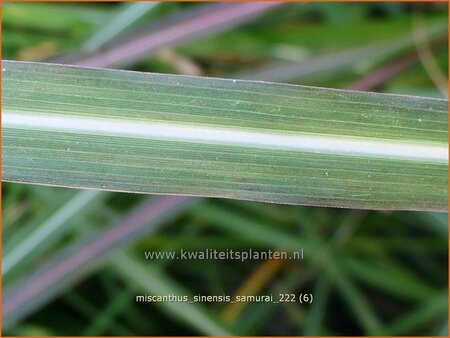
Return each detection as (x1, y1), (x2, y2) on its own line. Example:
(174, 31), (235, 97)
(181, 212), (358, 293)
(2, 60), (448, 210)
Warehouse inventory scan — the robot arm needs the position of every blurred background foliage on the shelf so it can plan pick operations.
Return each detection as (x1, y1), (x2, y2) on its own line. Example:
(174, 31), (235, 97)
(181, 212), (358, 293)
(2, 1), (448, 336)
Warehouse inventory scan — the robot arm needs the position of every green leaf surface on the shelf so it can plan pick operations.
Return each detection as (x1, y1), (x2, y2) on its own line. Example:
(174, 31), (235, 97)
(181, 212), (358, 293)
(2, 60), (448, 210)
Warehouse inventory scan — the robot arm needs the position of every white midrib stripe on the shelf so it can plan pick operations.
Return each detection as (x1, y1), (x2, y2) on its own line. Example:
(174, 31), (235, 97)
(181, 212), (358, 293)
(3, 111), (448, 163)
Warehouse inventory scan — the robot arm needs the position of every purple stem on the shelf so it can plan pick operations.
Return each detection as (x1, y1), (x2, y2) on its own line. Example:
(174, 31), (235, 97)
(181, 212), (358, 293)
(75, 2), (283, 68)
(3, 195), (197, 326)
(347, 53), (418, 91)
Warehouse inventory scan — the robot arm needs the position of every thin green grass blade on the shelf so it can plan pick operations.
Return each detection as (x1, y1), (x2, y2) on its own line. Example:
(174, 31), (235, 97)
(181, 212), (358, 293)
(2, 60), (448, 210)
(63, 290), (133, 335)
(236, 21), (446, 83)
(82, 2), (160, 54)
(303, 275), (331, 335)
(81, 286), (135, 335)
(112, 252), (232, 336)
(2, 190), (105, 276)
(385, 292), (447, 335)
(325, 261), (383, 335)
(342, 256), (439, 303)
